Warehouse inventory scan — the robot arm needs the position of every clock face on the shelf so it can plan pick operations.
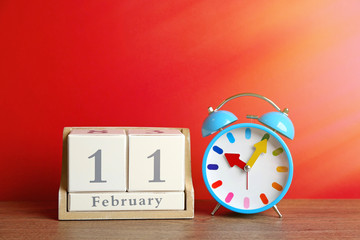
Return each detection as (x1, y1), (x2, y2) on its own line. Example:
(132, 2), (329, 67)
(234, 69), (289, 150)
(203, 123), (293, 214)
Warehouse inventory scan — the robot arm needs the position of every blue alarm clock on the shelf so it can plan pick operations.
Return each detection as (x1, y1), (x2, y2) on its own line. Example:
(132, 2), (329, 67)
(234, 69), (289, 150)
(201, 93), (294, 217)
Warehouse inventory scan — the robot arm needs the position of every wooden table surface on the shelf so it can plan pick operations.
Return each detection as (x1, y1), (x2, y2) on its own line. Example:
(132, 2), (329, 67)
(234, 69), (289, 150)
(1, 199), (360, 239)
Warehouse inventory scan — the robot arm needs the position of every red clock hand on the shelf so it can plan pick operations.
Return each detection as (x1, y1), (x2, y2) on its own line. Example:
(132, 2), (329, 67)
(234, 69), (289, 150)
(224, 153), (246, 170)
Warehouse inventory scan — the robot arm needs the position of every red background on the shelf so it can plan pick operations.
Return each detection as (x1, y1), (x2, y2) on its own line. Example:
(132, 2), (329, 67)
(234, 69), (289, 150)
(1, 0), (360, 201)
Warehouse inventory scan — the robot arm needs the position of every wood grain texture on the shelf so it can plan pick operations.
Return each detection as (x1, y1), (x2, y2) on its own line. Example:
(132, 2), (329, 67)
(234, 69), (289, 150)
(1, 200), (360, 239)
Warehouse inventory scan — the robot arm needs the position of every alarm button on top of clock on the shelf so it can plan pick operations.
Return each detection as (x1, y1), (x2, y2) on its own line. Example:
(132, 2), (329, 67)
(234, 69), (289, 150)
(224, 153), (246, 170)
(244, 139), (268, 171)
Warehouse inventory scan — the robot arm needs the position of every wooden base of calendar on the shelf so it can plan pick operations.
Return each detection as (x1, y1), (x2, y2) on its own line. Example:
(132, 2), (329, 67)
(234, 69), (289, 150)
(58, 127), (194, 220)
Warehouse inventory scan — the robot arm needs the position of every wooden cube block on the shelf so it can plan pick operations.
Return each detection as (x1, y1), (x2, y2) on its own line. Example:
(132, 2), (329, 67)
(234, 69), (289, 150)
(68, 129), (127, 192)
(128, 129), (185, 191)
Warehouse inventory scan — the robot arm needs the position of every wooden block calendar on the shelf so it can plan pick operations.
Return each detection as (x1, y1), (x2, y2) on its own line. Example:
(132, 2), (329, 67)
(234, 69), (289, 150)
(58, 127), (194, 220)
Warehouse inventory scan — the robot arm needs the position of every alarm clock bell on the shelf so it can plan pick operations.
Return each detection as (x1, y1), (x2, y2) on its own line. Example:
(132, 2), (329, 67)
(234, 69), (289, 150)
(202, 93), (294, 139)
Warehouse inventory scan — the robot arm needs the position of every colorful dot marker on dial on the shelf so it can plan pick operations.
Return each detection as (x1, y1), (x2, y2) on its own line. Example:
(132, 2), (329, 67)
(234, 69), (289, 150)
(276, 166), (288, 172)
(244, 197), (250, 209)
(211, 180), (223, 189)
(207, 164), (219, 170)
(225, 192), (234, 203)
(261, 133), (270, 141)
(245, 128), (251, 139)
(273, 147), (284, 156)
(226, 132), (235, 143)
(260, 193), (269, 204)
(272, 182), (283, 191)
(213, 146), (223, 154)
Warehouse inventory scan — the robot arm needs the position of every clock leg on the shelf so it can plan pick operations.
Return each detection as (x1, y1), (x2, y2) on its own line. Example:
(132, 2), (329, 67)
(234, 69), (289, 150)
(211, 203), (221, 216)
(272, 204), (283, 218)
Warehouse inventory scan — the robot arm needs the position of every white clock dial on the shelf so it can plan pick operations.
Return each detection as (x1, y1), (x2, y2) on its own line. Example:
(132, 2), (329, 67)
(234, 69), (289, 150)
(203, 123), (293, 213)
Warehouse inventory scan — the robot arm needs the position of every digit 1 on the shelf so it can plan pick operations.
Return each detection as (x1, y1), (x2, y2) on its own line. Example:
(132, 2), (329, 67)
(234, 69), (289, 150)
(148, 149), (165, 183)
(88, 149), (107, 183)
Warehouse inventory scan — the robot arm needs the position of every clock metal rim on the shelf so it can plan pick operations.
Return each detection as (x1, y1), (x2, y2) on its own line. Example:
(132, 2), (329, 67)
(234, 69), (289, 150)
(202, 123), (294, 214)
